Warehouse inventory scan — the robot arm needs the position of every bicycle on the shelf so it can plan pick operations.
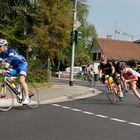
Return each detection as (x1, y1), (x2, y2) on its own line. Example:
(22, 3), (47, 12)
(104, 75), (120, 104)
(84, 71), (95, 86)
(0, 69), (40, 111)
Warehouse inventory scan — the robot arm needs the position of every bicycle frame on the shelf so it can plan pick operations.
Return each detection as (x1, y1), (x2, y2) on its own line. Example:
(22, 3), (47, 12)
(106, 76), (118, 93)
(3, 75), (19, 96)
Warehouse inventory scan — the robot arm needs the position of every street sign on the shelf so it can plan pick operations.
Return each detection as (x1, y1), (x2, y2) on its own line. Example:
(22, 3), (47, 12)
(74, 20), (81, 30)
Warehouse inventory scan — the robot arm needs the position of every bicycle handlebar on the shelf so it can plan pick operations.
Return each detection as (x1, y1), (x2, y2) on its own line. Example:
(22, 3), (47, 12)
(0, 69), (17, 80)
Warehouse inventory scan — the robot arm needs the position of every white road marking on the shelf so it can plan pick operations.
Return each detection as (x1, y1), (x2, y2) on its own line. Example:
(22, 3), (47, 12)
(61, 106), (71, 109)
(128, 122), (140, 126)
(52, 103), (140, 127)
(82, 111), (95, 115)
(52, 104), (61, 107)
(71, 108), (81, 112)
(110, 118), (127, 123)
(95, 114), (109, 118)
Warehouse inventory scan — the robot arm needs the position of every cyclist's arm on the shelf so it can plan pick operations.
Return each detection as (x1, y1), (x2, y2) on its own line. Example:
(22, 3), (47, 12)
(108, 62), (115, 75)
(0, 58), (9, 69)
(4, 48), (18, 68)
(98, 67), (103, 79)
(125, 76), (138, 83)
(111, 65), (115, 75)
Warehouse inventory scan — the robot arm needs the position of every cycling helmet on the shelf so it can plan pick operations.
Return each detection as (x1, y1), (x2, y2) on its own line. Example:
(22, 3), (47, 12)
(120, 62), (126, 69)
(0, 39), (8, 46)
(113, 57), (118, 62)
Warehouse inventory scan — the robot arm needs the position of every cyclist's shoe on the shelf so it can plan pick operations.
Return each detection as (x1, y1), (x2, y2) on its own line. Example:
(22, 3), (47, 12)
(118, 96), (124, 101)
(0, 93), (6, 98)
(118, 92), (124, 101)
(125, 89), (128, 93)
(17, 93), (22, 100)
(22, 98), (30, 104)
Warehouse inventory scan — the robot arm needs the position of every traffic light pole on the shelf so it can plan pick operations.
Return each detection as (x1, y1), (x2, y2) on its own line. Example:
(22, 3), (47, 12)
(69, 0), (77, 86)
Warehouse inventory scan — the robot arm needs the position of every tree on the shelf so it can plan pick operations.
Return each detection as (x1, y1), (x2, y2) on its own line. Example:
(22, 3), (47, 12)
(31, 0), (72, 69)
(74, 1), (98, 65)
(0, 0), (35, 57)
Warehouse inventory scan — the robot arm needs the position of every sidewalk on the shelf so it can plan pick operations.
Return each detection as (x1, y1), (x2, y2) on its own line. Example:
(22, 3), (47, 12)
(39, 82), (102, 105)
(0, 79), (102, 107)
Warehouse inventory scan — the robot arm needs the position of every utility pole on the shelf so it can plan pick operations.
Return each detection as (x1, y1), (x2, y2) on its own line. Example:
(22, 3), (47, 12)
(69, 0), (77, 86)
(114, 22), (134, 41)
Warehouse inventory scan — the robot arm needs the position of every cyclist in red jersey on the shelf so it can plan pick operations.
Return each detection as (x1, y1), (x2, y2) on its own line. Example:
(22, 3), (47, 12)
(121, 63), (140, 101)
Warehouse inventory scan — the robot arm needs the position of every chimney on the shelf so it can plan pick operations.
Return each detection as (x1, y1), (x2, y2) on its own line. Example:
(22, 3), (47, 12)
(106, 35), (112, 40)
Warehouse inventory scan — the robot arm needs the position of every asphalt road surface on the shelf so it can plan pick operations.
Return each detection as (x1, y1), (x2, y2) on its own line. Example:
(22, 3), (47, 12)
(0, 78), (140, 140)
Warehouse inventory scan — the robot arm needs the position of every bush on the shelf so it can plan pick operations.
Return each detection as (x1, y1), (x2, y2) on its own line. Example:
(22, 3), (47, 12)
(27, 69), (49, 83)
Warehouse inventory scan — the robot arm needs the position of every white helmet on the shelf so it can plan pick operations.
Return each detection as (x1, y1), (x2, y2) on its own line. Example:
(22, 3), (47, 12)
(0, 39), (8, 46)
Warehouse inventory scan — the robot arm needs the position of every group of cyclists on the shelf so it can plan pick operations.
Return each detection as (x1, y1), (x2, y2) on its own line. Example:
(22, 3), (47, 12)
(0, 37), (140, 105)
(98, 55), (140, 102)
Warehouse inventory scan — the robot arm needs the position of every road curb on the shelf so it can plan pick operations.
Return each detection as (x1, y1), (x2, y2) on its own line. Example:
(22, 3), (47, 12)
(40, 89), (102, 105)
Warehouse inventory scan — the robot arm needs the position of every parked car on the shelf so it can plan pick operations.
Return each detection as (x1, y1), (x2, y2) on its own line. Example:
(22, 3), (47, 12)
(56, 66), (82, 78)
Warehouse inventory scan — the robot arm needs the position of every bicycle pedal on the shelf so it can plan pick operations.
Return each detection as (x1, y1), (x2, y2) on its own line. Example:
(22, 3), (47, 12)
(0, 94), (6, 98)
(29, 93), (34, 98)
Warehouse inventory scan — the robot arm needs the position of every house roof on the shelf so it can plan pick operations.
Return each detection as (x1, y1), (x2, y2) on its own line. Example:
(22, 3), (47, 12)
(98, 38), (140, 61)
(133, 39), (140, 44)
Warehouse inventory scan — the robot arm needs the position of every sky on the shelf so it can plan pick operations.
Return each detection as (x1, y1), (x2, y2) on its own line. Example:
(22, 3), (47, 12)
(87, 0), (140, 41)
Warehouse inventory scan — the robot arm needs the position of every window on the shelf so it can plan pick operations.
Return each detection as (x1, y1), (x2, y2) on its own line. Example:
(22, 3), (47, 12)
(92, 52), (101, 61)
(98, 53), (101, 60)
(93, 53), (97, 60)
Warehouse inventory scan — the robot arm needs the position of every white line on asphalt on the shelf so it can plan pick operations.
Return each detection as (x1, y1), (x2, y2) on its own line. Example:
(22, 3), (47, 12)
(110, 118), (127, 123)
(128, 122), (140, 126)
(95, 114), (109, 118)
(52, 103), (140, 127)
(71, 108), (81, 112)
(82, 111), (95, 115)
(52, 104), (61, 107)
(61, 106), (71, 109)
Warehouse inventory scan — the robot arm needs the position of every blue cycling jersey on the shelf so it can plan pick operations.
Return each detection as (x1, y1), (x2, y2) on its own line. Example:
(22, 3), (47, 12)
(0, 48), (26, 67)
(0, 47), (28, 76)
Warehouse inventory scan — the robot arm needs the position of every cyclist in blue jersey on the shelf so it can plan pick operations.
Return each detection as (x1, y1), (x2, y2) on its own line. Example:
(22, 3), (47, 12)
(0, 39), (30, 104)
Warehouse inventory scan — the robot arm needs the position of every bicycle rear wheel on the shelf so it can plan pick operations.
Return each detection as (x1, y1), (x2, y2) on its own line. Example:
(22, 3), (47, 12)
(27, 83), (40, 108)
(88, 74), (93, 86)
(105, 84), (117, 104)
(0, 85), (14, 111)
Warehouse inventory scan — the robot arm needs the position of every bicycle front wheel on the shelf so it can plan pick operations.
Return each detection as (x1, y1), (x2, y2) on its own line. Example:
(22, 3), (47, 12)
(0, 85), (14, 111)
(105, 84), (117, 104)
(88, 74), (93, 86)
(27, 83), (40, 109)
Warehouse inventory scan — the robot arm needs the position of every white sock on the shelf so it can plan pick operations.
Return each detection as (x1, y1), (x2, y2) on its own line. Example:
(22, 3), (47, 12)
(119, 92), (124, 97)
(24, 96), (29, 100)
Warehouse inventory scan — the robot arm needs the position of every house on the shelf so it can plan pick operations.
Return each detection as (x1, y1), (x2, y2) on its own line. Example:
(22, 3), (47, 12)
(90, 38), (140, 73)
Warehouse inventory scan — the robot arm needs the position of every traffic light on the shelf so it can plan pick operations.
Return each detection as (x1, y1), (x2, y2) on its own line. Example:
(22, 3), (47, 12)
(74, 30), (82, 44)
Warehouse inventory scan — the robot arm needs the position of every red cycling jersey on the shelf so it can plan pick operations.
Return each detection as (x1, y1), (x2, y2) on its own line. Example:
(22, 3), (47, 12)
(122, 68), (137, 80)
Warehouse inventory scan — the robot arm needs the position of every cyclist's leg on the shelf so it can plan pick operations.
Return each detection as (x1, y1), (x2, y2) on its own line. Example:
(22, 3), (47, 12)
(112, 74), (123, 95)
(18, 63), (30, 104)
(129, 81), (140, 100)
(19, 75), (28, 98)
(120, 76), (128, 92)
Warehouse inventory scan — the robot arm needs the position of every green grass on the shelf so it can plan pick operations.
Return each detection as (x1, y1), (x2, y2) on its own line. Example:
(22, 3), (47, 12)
(29, 82), (52, 88)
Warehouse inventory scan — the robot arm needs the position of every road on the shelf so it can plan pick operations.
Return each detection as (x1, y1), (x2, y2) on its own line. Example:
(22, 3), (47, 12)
(0, 78), (140, 140)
